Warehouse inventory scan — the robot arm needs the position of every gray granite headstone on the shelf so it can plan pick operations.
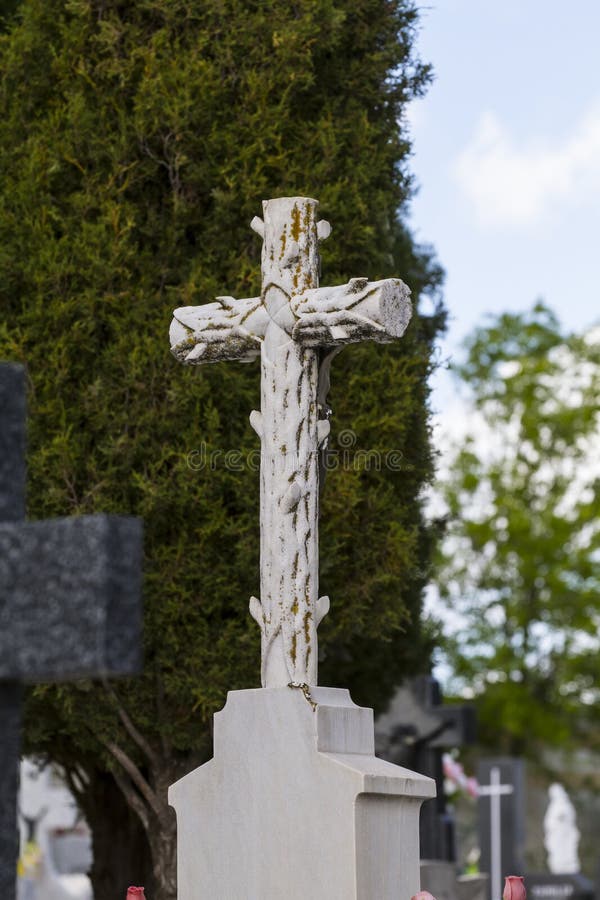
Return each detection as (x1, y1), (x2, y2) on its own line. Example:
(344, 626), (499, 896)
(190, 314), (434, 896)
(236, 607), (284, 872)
(0, 516), (142, 680)
(0, 685), (23, 900)
(0, 363), (26, 522)
(0, 363), (143, 900)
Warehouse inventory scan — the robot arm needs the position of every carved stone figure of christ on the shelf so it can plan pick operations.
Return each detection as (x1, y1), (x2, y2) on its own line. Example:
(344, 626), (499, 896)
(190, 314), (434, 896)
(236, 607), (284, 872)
(170, 197), (411, 689)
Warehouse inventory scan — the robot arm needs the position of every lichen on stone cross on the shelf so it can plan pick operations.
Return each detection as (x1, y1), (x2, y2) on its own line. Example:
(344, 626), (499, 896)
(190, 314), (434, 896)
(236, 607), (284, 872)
(170, 197), (412, 689)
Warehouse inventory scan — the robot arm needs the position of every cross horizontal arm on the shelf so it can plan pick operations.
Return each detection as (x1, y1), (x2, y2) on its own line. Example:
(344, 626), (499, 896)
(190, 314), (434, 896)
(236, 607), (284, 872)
(170, 277), (411, 366)
(479, 785), (514, 796)
(291, 277), (412, 347)
(170, 295), (268, 364)
(0, 515), (143, 681)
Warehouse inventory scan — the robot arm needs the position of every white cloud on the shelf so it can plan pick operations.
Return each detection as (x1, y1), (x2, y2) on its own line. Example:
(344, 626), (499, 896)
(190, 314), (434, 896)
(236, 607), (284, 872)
(454, 104), (600, 226)
(403, 98), (427, 141)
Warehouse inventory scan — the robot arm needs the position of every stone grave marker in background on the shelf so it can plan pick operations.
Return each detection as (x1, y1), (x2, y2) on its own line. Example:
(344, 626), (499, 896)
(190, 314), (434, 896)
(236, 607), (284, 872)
(0, 362), (143, 900)
(478, 759), (595, 900)
(168, 196), (435, 899)
(376, 674), (477, 862)
(478, 758), (526, 900)
(376, 674), (484, 900)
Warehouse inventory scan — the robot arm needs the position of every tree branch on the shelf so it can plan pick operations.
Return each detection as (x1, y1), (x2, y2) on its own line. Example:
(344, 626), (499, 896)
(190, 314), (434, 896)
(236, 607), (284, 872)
(155, 668), (171, 758)
(103, 680), (159, 768)
(63, 766), (86, 808)
(111, 768), (151, 832)
(102, 739), (162, 820)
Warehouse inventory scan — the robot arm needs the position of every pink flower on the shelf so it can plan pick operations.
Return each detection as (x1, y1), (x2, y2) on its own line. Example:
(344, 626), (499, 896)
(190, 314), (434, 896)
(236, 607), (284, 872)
(504, 876), (526, 900)
(126, 889), (146, 900)
(412, 893), (437, 900)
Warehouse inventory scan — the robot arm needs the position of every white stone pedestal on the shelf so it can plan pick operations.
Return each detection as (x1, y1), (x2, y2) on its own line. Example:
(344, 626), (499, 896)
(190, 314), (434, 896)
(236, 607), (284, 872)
(169, 686), (435, 899)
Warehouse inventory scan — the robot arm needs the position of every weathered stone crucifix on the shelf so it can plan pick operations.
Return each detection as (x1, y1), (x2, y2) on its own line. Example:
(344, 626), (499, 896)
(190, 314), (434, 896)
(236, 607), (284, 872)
(168, 199), (434, 900)
(0, 363), (143, 900)
(170, 196), (411, 689)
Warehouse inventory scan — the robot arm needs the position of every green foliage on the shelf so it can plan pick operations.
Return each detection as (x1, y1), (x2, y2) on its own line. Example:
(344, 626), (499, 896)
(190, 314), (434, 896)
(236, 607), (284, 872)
(436, 303), (600, 755)
(0, 0), (444, 891)
(0, 0), (20, 30)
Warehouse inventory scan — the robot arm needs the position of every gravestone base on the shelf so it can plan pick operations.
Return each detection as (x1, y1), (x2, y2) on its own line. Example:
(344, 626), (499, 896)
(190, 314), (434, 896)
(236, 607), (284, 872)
(420, 860), (460, 900)
(169, 687), (435, 900)
(457, 874), (489, 900)
(420, 861), (488, 900)
(526, 873), (595, 900)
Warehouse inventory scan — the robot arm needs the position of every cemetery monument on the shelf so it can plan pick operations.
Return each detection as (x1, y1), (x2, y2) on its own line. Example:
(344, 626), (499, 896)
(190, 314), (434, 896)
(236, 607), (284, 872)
(168, 196), (436, 899)
(477, 758), (526, 900)
(375, 674), (477, 862)
(544, 783), (580, 875)
(0, 362), (143, 900)
(477, 759), (594, 900)
(375, 675), (485, 900)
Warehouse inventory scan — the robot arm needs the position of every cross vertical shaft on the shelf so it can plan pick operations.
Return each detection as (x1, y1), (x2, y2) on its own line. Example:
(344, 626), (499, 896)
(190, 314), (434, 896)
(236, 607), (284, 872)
(252, 198), (324, 688)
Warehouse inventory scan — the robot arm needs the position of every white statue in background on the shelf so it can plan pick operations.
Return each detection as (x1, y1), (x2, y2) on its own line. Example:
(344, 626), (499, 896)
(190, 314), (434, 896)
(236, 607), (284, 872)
(544, 782), (580, 874)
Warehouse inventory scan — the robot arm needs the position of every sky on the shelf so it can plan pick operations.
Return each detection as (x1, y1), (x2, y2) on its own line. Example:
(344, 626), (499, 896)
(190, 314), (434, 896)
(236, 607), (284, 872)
(407, 0), (600, 419)
(406, 3), (600, 674)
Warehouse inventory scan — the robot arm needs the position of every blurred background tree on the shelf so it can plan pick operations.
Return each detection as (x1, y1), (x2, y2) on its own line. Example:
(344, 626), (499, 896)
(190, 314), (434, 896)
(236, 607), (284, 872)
(435, 303), (599, 757)
(0, 1), (444, 897)
(0, 0), (19, 27)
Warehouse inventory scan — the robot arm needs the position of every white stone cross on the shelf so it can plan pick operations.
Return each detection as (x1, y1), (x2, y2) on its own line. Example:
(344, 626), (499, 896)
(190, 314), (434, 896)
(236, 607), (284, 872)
(479, 765), (515, 900)
(170, 196), (411, 689)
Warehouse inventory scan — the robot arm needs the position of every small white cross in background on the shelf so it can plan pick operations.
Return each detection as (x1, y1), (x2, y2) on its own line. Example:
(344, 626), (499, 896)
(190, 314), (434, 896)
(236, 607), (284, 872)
(479, 765), (515, 900)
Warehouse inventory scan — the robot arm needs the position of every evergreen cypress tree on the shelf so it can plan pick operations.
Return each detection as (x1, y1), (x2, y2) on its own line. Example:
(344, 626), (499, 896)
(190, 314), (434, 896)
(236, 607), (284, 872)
(0, 1), (444, 896)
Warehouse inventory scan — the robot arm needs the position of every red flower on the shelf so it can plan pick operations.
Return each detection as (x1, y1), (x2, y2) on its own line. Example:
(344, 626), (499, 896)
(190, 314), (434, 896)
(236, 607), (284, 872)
(126, 888), (146, 900)
(412, 892), (437, 900)
(504, 876), (526, 900)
